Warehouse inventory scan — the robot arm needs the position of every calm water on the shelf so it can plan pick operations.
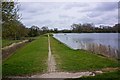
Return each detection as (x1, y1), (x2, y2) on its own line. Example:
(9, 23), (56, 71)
(53, 33), (119, 50)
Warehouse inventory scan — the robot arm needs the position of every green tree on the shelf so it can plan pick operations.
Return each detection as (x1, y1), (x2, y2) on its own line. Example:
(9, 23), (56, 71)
(2, 1), (19, 39)
(41, 26), (49, 34)
(2, 1), (28, 39)
(54, 28), (58, 33)
(28, 26), (40, 37)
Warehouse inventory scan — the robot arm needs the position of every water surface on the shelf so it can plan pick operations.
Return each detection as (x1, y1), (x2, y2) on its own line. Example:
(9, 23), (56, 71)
(53, 33), (119, 50)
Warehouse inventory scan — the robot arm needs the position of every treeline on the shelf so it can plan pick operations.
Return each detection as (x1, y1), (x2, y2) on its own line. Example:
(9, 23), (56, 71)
(35, 23), (120, 34)
(70, 23), (120, 33)
(2, 2), (28, 40)
(47, 23), (120, 33)
(2, 2), (49, 40)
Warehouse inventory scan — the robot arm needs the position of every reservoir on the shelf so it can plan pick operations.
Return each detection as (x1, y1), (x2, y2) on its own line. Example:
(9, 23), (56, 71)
(53, 33), (120, 59)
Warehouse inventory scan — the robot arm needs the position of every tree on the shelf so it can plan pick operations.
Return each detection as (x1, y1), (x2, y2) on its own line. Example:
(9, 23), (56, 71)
(113, 24), (120, 32)
(70, 23), (119, 33)
(71, 23), (94, 33)
(41, 26), (49, 34)
(28, 26), (40, 37)
(2, 1), (28, 39)
(2, 1), (20, 39)
(82, 23), (94, 32)
(71, 23), (82, 33)
(54, 28), (58, 33)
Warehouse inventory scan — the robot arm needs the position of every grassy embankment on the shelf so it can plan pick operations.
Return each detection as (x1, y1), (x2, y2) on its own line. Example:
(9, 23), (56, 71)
(50, 36), (119, 72)
(2, 39), (21, 48)
(2, 37), (39, 48)
(66, 70), (120, 80)
(2, 35), (48, 76)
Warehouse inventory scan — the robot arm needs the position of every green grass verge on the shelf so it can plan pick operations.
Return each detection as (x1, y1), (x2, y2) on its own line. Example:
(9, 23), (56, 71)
(2, 37), (39, 48)
(2, 35), (48, 76)
(66, 70), (120, 80)
(50, 36), (119, 72)
(2, 39), (21, 48)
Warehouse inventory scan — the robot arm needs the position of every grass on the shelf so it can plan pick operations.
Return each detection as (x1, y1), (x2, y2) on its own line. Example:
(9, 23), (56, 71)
(2, 35), (48, 76)
(2, 36), (39, 48)
(66, 70), (120, 80)
(50, 36), (119, 72)
(2, 39), (21, 48)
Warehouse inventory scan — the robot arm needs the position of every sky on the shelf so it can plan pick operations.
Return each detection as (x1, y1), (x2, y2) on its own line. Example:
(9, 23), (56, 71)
(19, 2), (118, 30)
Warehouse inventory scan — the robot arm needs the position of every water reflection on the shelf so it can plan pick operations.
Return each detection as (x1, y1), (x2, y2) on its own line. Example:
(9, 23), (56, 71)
(53, 33), (119, 59)
(54, 33), (119, 50)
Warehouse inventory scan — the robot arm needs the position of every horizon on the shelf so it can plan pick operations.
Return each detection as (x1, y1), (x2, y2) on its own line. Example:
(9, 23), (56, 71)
(19, 2), (118, 30)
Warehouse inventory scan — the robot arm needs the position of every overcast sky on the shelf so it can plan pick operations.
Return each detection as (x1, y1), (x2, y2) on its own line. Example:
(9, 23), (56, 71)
(19, 2), (118, 30)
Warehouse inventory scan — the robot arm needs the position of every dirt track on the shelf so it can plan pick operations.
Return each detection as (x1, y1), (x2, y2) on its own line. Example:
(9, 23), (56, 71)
(31, 34), (95, 78)
(48, 34), (56, 72)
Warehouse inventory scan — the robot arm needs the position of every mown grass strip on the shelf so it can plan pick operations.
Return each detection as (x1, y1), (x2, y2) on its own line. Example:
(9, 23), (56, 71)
(50, 36), (119, 72)
(2, 35), (48, 76)
(66, 70), (120, 80)
(2, 39), (21, 48)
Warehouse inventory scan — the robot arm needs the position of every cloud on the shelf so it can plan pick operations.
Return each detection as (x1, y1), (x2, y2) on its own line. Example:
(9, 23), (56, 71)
(59, 15), (75, 19)
(79, 2), (117, 12)
(19, 2), (44, 12)
(19, 2), (118, 29)
(63, 3), (89, 10)
(87, 11), (103, 18)
(39, 20), (52, 24)
(77, 2), (118, 26)
(94, 2), (118, 11)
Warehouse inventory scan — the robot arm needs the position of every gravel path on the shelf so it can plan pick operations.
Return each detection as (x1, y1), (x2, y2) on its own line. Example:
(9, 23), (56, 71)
(48, 34), (56, 72)
(31, 34), (96, 78)
(31, 72), (94, 78)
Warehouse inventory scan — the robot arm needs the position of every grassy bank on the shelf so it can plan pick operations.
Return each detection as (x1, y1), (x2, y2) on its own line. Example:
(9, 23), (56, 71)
(66, 70), (120, 80)
(2, 35), (48, 76)
(2, 39), (21, 48)
(2, 36), (39, 48)
(50, 36), (119, 72)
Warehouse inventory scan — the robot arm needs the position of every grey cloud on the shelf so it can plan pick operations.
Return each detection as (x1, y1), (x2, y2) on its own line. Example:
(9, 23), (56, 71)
(39, 20), (52, 24)
(87, 11), (103, 18)
(79, 2), (117, 12)
(25, 8), (44, 13)
(77, 10), (117, 26)
(22, 19), (52, 27)
(63, 3), (89, 10)
(59, 15), (70, 18)
(20, 2), (44, 12)
(59, 15), (75, 19)
(20, 2), (117, 29)
(93, 14), (117, 26)
(54, 20), (68, 24)
(94, 2), (118, 11)
(79, 2), (118, 25)
(77, 17), (90, 24)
